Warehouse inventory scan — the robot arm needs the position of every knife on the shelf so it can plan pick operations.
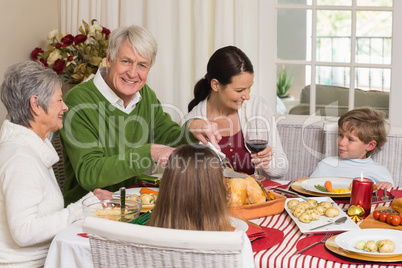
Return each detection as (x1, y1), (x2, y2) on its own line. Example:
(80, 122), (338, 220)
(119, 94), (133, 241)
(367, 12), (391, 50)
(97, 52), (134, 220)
(275, 188), (310, 201)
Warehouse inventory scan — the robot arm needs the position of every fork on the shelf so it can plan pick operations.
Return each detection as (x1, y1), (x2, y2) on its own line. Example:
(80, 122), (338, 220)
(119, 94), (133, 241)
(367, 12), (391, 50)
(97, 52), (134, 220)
(296, 233), (332, 254)
(381, 188), (390, 202)
(285, 179), (295, 191)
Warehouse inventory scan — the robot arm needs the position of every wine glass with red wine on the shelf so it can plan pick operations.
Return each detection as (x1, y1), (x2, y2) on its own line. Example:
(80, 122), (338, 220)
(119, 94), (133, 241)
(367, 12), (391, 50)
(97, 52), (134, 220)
(244, 120), (269, 181)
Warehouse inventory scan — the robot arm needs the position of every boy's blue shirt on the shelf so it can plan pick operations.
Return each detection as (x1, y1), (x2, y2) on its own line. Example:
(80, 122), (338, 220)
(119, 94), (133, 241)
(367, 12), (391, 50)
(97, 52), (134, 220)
(310, 156), (394, 186)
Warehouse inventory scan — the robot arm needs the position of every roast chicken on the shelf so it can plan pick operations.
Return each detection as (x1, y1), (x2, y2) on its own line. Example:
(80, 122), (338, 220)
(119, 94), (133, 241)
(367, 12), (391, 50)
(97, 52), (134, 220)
(226, 174), (270, 207)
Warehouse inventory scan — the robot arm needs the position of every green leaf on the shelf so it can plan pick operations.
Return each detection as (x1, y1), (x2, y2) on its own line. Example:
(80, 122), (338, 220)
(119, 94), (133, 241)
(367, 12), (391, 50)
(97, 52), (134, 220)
(82, 20), (90, 31)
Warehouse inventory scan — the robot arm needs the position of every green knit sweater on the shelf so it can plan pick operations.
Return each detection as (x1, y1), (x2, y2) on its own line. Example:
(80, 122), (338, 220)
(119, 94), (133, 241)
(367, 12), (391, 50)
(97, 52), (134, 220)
(60, 79), (196, 205)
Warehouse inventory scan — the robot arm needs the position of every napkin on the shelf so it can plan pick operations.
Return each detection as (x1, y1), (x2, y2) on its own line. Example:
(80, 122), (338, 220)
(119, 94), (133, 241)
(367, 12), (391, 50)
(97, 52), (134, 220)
(296, 234), (402, 265)
(374, 188), (402, 201)
(261, 179), (282, 189)
(376, 188), (395, 200)
(391, 189), (402, 199)
(251, 227), (284, 252)
(77, 233), (88, 238)
(246, 223), (266, 242)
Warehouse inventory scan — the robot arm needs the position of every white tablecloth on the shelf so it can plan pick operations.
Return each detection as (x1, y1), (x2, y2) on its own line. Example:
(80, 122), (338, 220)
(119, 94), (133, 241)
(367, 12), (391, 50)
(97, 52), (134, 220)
(44, 220), (93, 268)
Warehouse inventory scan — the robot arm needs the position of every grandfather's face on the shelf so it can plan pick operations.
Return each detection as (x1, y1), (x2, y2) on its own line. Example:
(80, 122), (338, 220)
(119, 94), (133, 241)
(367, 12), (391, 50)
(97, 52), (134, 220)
(104, 40), (151, 107)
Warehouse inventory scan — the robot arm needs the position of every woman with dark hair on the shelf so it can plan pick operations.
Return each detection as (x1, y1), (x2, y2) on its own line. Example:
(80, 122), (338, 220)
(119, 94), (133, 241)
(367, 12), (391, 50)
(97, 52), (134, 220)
(183, 46), (288, 178)
(147, 144), (254, 266)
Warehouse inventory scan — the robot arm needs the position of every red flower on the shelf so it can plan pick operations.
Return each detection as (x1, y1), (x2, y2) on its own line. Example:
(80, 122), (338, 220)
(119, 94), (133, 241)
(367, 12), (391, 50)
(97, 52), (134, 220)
(67, 56), (74, 61)
(61, 34), (74, 47)
(55, 43), (62, 49)
(39, 58), (48, 67)
(102, 27), (111, 40)
(74, 34), (87, 45)
(52, 59), (66, 74)
(31, 47), (44, 60)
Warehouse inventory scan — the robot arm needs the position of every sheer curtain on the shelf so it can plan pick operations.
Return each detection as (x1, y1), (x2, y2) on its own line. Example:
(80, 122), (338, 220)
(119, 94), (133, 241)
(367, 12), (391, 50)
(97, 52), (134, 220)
(61, 0), (275, 122)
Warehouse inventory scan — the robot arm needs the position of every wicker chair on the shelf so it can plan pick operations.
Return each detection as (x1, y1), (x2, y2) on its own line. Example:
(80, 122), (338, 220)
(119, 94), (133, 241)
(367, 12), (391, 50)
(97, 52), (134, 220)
(83, 217), (249, 268)
(51, 133), (66, 190)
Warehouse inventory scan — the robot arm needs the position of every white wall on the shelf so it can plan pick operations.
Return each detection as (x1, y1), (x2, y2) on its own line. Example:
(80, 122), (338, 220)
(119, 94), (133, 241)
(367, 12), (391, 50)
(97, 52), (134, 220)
(0, 0), (60, 124)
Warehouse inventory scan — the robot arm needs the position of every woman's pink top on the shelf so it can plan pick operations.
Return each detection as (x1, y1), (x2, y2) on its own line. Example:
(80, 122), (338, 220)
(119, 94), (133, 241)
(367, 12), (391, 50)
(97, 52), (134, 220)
(219, 130), (254, 175)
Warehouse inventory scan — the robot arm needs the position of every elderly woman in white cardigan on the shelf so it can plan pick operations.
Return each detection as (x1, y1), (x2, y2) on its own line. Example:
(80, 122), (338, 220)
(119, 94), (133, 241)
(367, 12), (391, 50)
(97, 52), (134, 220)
(183, 46), (288, 179)
(0, 61), (111, 267)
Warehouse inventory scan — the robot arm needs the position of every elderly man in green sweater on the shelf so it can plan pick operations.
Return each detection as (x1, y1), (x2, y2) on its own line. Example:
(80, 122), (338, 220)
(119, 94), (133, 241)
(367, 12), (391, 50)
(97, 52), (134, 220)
(60, 25), (219, 205)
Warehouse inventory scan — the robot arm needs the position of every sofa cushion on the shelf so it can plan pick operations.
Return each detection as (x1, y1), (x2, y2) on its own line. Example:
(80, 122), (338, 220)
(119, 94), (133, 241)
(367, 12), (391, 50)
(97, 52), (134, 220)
(299, 85), (389, 107)
(289, 104), (389, 117)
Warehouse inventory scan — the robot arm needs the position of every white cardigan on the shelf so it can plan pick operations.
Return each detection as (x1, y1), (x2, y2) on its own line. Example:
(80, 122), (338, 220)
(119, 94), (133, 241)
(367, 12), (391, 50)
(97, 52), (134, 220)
(182, 95), (289, 177)
(0, 120), (93, 267)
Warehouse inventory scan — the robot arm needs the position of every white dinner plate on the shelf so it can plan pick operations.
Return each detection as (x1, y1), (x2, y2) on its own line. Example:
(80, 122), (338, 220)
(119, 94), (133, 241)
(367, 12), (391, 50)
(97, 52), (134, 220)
(300, 177), (353, 195)
(335, 229), (402, 257)
(284, 197), (360, 234)
(230, 217), (249, 232)
(113, 187), (159, 211)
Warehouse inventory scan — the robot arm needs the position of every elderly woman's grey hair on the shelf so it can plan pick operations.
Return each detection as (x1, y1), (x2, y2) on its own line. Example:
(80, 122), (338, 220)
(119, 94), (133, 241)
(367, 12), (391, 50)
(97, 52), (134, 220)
(107, 25), (158, 67)
(0, 61), (62, 127)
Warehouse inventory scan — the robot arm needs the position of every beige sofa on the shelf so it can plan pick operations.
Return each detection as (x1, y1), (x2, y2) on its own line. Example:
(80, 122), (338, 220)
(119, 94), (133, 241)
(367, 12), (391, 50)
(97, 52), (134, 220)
(274, 114), (402, 187)
(289, 85), (389, 117)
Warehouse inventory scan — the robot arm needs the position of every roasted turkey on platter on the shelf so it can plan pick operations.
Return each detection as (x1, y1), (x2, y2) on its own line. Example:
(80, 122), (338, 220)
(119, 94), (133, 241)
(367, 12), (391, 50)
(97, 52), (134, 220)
(226, 174), (274, 207)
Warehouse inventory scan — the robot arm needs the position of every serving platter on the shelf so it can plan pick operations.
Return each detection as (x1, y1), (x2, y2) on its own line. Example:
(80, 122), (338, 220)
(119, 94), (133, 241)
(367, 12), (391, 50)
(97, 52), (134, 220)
(326, 235), (402, 262)
(284, 197), (360, 234)
(113, 187), (159, 212)
(291, 177), (377, 198)
(335, 229), (402, 257)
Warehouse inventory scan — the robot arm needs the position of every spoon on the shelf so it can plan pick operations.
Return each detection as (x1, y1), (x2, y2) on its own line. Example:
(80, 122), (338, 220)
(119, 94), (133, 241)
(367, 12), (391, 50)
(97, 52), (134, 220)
(309, 216), (348, 230)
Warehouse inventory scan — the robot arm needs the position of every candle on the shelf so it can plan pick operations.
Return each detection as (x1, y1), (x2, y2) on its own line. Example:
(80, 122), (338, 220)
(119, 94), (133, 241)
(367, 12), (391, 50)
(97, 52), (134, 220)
(350, 175), (373, 218)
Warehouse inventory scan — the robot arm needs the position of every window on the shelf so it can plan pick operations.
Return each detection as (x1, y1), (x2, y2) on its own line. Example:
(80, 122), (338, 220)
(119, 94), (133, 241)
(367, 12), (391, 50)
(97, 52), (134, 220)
(275, 0), (400, 122)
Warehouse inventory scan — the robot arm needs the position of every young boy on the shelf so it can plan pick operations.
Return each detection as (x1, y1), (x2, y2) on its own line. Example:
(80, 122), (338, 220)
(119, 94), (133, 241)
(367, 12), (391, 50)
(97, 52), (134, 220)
(306, 107), (394, 190)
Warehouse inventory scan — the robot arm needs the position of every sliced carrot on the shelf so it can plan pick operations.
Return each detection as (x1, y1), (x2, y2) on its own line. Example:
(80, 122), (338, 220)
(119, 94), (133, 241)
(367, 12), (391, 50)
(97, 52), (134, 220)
(140, 187), (159, 195)
(324, 181), (333, 193)
(267, 191), (275, 200)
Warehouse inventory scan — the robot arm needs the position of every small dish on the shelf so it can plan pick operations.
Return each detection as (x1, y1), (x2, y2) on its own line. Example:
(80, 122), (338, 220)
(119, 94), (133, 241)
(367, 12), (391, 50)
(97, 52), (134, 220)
(82, 196), (142, 222)
(230, 217), (249, 232)
(335, 229), (402, 257)
(326, 235), (402, 262)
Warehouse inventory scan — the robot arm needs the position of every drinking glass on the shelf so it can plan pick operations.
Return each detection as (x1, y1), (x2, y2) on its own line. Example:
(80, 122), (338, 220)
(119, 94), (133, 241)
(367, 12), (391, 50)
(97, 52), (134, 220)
(244, 120), (269, 181)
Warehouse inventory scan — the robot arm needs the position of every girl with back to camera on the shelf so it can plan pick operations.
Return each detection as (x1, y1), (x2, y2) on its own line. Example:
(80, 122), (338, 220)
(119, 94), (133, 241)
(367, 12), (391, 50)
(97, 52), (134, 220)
(147, 144), (254, 266)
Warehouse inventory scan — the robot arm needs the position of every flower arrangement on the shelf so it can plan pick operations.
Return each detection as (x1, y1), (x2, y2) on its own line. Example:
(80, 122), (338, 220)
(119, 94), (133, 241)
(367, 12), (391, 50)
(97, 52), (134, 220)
(31, 19), (110, 84)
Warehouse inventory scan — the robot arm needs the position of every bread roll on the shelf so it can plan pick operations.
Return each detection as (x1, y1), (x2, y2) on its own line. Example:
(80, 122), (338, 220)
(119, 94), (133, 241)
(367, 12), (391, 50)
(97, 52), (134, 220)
(391, 198), (402, 213)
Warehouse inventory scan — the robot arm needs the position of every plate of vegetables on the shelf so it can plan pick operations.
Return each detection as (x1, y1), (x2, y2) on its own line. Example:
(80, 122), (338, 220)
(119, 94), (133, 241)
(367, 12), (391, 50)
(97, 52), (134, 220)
(300, 177), (352, 195)
(335, 229), (402, 257)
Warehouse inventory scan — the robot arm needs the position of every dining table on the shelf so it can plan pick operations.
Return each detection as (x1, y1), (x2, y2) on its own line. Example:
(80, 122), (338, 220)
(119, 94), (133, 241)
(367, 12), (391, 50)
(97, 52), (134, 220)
(44, 182), (402, 268)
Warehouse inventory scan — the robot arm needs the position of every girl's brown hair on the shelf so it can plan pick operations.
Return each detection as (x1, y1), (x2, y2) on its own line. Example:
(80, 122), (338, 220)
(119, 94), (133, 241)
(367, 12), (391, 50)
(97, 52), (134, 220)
(147, 144), (232, 231)
(338, 107), (389, 157)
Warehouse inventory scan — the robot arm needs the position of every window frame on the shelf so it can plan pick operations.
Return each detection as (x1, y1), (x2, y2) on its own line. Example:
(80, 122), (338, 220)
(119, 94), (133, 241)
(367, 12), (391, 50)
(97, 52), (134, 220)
(274, 0), (402, 125)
